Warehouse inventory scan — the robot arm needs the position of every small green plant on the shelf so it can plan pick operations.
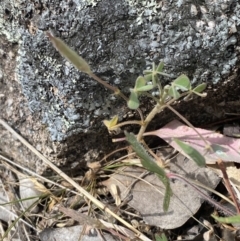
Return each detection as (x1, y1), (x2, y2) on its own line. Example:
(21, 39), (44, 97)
(155, 233), (168, 241)
(46, 32), (215, 212)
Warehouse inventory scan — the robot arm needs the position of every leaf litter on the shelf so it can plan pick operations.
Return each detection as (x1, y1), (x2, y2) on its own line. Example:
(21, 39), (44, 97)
(2, 116), (240, 239)
(104, 119), (240, 230)
(103, 151), (220, 229)
(144, 119), (240, 164)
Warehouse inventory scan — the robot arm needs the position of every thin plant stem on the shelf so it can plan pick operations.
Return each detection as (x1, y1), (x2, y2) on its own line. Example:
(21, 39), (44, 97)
(136, 103), (163, 141)
(89, 73), (119, 93)
(136, 91), (189, 141)
(156, 71), (173, 78)
(89, 73), (144, 122)
(136, 90), (211, 149)
(184, 174), (234, 206)
(142, 139), (164, 167)
(167, 172), (235, 216)
(166, 104), (212, 151)
(112, 120), (143, 129)
(112, 137), (127, 142)
(217, 159), (240, 214)
(99, 146), (128, 163)
(143, 92), (161, 103)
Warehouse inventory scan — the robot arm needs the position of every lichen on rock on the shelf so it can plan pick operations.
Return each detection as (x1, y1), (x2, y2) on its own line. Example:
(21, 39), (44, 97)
(2, 0), (240, 142)
(0, 0), (21, 42)
(16, 0), (146, 141)
(126, 0), (239, 83)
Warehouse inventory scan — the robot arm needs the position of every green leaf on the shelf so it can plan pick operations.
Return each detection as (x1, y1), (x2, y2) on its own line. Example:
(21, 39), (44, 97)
(212, 215), (240, 224)
(155, 234), (168, 241)
(134, 76), (146, 90)
(152, 62), (156, 71)
(127, 90), (139, 109)
(143, 70), (152, 75)
(156, 72), (172, 78)
(192, 83), (207, 93)
(173, 138), (206, 167)
(156, 61), (164, 72)
(134, 76), (153, 92)
(162, 177), (172, 212)
(46, 32), (91, 74)
(173, 74), (191, 91)
(168, 86), (180, 99)
(125, 132), (172, 211)
(144, 73), (153, 81)
(136, 85), (154, 92)
(152, 73), (157, 86)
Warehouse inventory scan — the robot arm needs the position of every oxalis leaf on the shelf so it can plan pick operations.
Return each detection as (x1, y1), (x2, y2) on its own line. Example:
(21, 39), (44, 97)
(173, 138), (205, 167)
(128, 90), (139, 109)
(168, 86), (180, 99)
(156, 61), (164, 73)
(125, 131), (172, 211)
(192, 83), (207, 93)
(173, 74), (191, 91)
(136, 85), (154, 92)
(134, 76), (146, 90)
(144, 73), (153, 81)
(134, 76), (153, 92)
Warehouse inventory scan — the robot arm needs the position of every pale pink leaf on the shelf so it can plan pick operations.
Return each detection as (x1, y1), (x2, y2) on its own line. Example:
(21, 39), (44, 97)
(144, 120), (240, 164)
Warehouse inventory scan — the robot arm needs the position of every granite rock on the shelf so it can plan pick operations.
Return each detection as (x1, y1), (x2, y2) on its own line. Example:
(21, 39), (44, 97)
(2, 0), (240, 141)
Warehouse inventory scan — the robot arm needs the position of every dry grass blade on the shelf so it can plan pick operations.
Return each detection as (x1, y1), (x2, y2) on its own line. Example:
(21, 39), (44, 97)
(0, 119), (151, 241)
(0, 154), (83, 198)
(59, 206), (136, 239)
(1, 199), (39, 240)
(58, 206), (105, 229)
(99, 219), (136, 239)
(0, 204), (37, 231)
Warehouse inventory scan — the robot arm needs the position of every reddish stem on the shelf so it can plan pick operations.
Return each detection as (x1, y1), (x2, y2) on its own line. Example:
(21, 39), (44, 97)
(217, 159), (240, 214)
(167, 172), (235, 216)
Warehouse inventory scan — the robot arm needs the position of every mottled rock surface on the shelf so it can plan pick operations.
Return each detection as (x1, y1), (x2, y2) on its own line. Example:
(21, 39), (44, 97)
(0, 0), (240, 173)
(7, 0), (240, 141)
